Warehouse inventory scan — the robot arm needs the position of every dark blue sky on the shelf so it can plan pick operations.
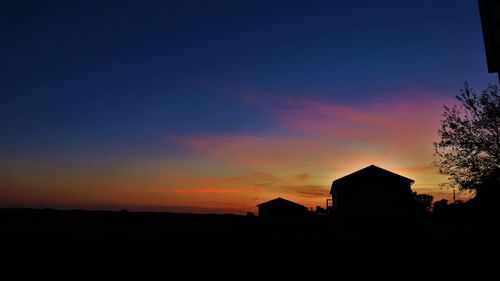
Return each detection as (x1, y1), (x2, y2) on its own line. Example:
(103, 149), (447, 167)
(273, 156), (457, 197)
(1, 0), (498, 211)
(3, 1), (495, 148)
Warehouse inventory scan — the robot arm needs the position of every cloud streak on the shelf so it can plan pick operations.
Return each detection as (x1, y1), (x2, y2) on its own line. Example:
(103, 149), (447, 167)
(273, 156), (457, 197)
(277, 93), (453, 145)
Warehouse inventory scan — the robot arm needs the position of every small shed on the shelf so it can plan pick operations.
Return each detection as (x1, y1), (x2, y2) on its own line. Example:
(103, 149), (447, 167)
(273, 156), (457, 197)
(257, 197), (308, 218)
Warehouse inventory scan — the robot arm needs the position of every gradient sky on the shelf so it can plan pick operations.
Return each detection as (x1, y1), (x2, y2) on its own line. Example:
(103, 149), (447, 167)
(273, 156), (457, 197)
(1, 0), (498, 214)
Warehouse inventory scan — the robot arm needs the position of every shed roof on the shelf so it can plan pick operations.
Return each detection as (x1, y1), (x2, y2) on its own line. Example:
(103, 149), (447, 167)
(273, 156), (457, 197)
(257, 197), (305, 208)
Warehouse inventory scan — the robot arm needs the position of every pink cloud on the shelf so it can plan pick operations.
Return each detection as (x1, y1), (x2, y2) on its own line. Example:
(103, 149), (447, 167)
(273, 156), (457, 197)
(173, 91), (454, 166)
(277, 93), (454, 144)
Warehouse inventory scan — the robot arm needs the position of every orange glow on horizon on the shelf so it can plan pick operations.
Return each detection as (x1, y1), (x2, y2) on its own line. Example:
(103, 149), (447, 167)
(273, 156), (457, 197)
(1, 92), (467, 214)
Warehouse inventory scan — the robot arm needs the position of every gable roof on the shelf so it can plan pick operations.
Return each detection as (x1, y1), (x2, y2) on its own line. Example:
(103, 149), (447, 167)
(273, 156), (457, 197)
(330, 165), (414, 194)
(257, 197), (305, 208)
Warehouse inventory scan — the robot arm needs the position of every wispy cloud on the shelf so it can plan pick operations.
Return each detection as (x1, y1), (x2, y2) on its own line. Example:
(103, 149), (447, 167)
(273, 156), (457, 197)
(172, 134), (342, 169)
(295, 185), (330, 198)
(171, 90), (455, 207)
(276, 93), (453, 145)
(171, 188), (242, 194)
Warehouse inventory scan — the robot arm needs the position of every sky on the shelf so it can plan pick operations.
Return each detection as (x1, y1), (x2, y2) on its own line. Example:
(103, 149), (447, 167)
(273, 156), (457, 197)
(1, 0), (498, 214)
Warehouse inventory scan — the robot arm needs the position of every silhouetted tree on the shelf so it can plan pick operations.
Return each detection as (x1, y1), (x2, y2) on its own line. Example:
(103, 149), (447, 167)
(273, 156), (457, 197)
(432, 199), (449, 214)
(434, 83), (499, 199)
(414, 193), (433, 213)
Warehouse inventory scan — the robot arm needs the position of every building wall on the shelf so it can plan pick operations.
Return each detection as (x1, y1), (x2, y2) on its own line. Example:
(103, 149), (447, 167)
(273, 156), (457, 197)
(333, 182), (416, 220)
(258, 203), (307, 218)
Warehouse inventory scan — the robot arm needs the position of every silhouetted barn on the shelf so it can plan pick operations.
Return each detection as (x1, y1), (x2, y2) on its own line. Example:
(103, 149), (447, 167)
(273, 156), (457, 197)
(257, 198), (308, 218)
(330, 165), (416, 221)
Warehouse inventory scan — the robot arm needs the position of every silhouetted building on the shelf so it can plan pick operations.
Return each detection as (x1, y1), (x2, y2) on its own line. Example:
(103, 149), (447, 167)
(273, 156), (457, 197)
(478, 0), (500, 82)
(330, 165), (416, 221)
(257, 197), (307, 218)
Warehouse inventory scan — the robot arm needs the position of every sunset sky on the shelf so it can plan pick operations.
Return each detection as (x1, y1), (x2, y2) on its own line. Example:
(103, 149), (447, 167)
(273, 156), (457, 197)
(2, 0), (498, 214)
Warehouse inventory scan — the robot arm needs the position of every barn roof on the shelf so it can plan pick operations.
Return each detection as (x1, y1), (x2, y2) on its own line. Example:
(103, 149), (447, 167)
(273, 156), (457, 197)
(257, 197), (305, 208)
(330, 165), (414, 194)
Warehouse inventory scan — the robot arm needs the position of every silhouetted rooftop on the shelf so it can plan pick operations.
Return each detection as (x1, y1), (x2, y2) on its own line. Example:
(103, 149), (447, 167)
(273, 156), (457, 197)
(330, 165), (414, 194)
(257, 197), (304, 208)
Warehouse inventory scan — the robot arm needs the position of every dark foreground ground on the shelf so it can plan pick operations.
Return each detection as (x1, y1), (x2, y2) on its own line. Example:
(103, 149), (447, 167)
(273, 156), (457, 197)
(1, 208), (498, 275)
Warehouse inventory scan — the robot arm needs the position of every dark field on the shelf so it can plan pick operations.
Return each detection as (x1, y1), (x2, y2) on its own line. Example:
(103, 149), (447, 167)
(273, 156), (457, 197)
(2, 208), (499, 277)
(2, 208), (497, 254)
